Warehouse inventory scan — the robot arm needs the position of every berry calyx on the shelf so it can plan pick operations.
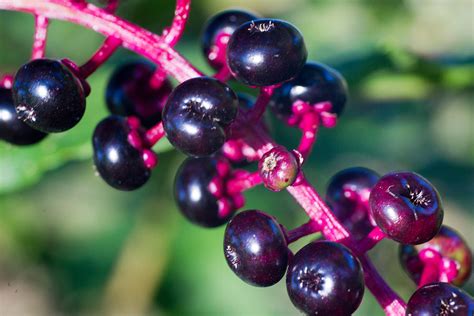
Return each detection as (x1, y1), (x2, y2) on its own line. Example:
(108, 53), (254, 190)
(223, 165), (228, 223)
(227, 19), (307, 86)
(106, 60), (172, 128)
(286, 240), (365, 315)
(93, 115), (151, 191)
(406, 282), (474, 316)
(269, 62), (348, 119)
(0, 88), (47, 145)
(223, 210), (289, 287)
(399, 225), (472, 286)
(326, 167), (379, 239)
(174, 157), (236, 227)
(162, 77), (238, 157)
(259, 147), (299, 191)
(201, 10), (258, 70)
(12, 58), (86, 133)
(369, 171), (444, 244)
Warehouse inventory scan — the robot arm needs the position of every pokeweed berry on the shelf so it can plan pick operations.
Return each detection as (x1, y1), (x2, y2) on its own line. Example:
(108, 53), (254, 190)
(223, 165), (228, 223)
(399, 225), (472, 286)
(105, 60), (172, 128)
(174, 157), (236, 227)
(258, 147), (299, 191)
(162, 77), (238, 157)
(223, 210), (289, 287)
(93, 115), (151, 191)
(369, 171), (444, 244)
(227, 19), (307, 86)
(201, 10), (258, 70)
(269, 62), (348, 119)
(286, 240), (365, 315)
(406, 282), (474, 316)
(12, 58), (86, 133)
(326, 167), (379, 239)
(0, 88), (47, 145)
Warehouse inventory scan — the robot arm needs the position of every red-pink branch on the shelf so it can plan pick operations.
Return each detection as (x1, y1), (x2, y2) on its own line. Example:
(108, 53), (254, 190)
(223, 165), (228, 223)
(0, 0), (202, 82)
(0, 1), (407, 315)
(32, 15), (49, 59)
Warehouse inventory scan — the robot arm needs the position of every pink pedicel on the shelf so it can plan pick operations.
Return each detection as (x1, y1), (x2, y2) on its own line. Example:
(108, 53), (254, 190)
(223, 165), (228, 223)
(2, 1), (467, 315)
(142, 149), (158, 169)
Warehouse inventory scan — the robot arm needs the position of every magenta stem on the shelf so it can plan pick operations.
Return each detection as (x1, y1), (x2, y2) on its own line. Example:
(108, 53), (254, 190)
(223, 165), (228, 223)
(0, 0), (202, 82)
(296, 113), (319, 161)
(245, 124), (406, 315)
(286, 220), (320, 244)
(213, 65), (232, 82)
(226, 171), (262, 195)
(357, 227), (386, 254)
(79, 36), (122, 78)
(104, 0), (118, 13)
(163, 0), (191, 46)
(360, 255), (407, 315)
(246, 86), (275, 122)
(31, 15), (49, 59)
(145, 122), (165, 147)
(0, 75), (13, 89)
(418, 260), (440, 287)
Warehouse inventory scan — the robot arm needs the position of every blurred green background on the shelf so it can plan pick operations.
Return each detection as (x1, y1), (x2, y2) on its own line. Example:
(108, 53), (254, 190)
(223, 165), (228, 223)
(0, 0), (473, 315)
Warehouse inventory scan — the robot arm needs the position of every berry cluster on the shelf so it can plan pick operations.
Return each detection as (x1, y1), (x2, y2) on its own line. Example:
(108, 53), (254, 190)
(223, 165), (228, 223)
(0, 1), (472, 315)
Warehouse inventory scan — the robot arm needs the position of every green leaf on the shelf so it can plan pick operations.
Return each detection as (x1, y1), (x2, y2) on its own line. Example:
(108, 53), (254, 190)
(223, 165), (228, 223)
(0, 69), (174, 194)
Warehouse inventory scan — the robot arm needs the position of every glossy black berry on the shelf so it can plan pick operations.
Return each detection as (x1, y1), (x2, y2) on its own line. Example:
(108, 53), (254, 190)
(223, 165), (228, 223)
(0, 88), (47, 145)
(162, 77), (238, 157)
(286, 241), (365, 315)
(106, 60), (172, 128)
(369, 172), (444, 244)
(269, 62), (348, 118)
(201, 10), (258, 70)
(12, 58), (86, 133)
(406, 282), (474, 316)
(174, 157), (235, 227)
(93, 115), (150, 191)
(326, 167), (379, 239)
(224, 210), (289, 287)
(227, 19), (307, 86)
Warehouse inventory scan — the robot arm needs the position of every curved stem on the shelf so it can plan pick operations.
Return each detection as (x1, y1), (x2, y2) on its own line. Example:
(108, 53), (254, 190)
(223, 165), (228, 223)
(0, 0), (202, 82)
(163, 0), (191, 46)
(357, 227), (386, 254)
(79, 36), (122, 78)
(296, 112), (319, 161)
(246, 86), (275, 122)
(226, 171), (262, 195)
(285, 220), (320, 244)
(31, 15), (49, 59)
(145, 122), (165, 147)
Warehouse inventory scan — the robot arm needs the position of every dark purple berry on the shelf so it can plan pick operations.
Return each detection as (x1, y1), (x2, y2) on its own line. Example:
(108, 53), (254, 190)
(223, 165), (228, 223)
(227, 19), (307, 86)
(326, 167), (379, 240)
(0, 88), (47, 145)
(201, 10), (258, 70)
(406, 282), (474, 316)
(286, 241), (365, 315)
(12, 58), (86, 133)
(162, 77), (238, 157)
(259, 147), (299, 191)
(174, 157), (235, 227)
(400, 226), (472, 286)
(93, 115), (150, 191)
(106, 60), (172, 128)
(224, 210), (288, 287)
(269, 62), (348, 119)
(369, 171), (444, 244)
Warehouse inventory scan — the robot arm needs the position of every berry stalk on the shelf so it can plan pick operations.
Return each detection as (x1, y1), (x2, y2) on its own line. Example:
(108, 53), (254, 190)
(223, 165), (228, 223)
(0, 0), (202, 82)
(244, 124), (406, 315)
(31, 15), (49, 59)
